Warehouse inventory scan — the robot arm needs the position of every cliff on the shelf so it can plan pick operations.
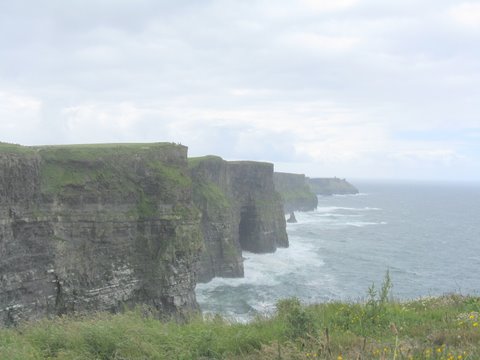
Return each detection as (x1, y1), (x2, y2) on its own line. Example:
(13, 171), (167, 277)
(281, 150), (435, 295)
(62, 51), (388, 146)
(308, 177), (359, 195)
(0, 143), (203, 326)
(189, 156), (288, 282)
(273, 172), (318, 213)
(0, 143), (289, 325)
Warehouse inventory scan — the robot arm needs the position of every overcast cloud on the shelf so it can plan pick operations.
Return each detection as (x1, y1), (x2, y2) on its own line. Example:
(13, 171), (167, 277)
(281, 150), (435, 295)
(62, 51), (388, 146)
(1, 0), (479, 180)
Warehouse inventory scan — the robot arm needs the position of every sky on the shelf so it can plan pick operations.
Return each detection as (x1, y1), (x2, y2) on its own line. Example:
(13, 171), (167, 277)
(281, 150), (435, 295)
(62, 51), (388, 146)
(1, 0), (479, 181)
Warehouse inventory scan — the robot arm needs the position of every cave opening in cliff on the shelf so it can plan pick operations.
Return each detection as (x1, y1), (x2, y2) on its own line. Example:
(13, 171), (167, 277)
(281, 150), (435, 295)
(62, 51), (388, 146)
(238, 205), (257, 251)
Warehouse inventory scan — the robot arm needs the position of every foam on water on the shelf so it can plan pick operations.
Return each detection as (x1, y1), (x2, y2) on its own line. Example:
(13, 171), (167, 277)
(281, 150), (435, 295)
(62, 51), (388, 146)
(196, 182), (480, 321)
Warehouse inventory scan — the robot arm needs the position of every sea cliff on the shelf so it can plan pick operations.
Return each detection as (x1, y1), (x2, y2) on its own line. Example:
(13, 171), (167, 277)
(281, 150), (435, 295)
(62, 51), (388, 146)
(190, 156), (288, 282)
(273, 172), (318, 213)
(0, 143), (203, 326)
(0, 143), (288, 325)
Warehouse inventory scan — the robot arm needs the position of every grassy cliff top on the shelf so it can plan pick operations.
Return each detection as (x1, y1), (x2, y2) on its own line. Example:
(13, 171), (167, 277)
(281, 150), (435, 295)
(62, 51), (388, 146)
(188, 155), (225, 168)
(0, 142), (185, 156)
(36, 143), (187, 164)
(0, 142), (36, 154)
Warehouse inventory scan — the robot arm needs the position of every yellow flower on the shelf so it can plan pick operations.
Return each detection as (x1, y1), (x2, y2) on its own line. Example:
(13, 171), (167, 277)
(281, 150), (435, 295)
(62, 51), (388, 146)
(473, 322), (479, 327)
(469, 314), (475, 319)
(437, 347), (443, 353)
(337, 356), (343, 360)
(457, 355), (463, 360)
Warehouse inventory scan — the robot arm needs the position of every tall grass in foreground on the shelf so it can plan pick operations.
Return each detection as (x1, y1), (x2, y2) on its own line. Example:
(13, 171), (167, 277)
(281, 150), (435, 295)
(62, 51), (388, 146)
(1, 275), (479, 359)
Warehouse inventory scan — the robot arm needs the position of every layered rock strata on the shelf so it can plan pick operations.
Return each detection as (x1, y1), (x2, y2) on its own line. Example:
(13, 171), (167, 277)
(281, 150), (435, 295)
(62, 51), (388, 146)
(1, 143), (202, 326)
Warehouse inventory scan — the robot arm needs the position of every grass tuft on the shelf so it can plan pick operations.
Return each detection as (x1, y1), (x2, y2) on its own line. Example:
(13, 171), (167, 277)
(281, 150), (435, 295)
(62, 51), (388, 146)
(2, 291), (480, 359)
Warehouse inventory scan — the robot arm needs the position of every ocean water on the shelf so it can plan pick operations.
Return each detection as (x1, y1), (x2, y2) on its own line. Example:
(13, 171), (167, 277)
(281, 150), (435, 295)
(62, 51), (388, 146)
(195, 181), (480, 321)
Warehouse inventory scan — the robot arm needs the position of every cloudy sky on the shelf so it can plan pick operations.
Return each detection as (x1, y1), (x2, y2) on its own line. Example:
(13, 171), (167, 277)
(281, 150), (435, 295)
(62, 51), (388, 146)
(1, 0), (479, 181)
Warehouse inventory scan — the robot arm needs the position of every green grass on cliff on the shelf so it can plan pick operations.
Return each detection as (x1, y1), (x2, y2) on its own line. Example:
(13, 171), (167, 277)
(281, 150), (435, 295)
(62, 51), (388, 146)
(192, 180), (231, 212)
(0, 142), (36, 154)
(279, 187), (317, 203)
(188, 156), (232, 212)
(36, 143), (190, 199)
(2, 292), (479, 359)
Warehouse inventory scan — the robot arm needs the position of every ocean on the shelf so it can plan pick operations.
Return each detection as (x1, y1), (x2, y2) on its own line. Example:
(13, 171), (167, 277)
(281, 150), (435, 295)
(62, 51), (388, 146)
(195, 181), (480, 321)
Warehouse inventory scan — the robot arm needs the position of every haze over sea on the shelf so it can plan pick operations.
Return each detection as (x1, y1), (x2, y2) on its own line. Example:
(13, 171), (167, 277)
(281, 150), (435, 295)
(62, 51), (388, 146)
(196, 180), (480, 321)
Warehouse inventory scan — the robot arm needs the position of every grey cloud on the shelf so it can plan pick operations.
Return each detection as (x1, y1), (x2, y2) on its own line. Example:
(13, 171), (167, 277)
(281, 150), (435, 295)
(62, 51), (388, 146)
(0, 0), (479, 179)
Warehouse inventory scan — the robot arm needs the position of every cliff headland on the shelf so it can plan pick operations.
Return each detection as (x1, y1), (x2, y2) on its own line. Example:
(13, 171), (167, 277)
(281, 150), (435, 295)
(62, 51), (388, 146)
(308, 177), (359, 195)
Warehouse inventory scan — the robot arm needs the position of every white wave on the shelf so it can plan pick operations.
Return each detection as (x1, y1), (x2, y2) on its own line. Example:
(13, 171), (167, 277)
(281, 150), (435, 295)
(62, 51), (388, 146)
(315, 206), (381, 213)
(344, 221), (387, 227)
(332, 192), (369, 197)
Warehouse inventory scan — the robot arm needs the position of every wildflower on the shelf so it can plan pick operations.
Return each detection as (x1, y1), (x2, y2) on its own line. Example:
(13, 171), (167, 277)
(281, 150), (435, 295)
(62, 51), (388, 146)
(437, 347), (443, 353)
(457, 355), (463, 360)
(469, 314), (475, 319)
(337, 355), (343, 360)
(473, 322), (478, 327)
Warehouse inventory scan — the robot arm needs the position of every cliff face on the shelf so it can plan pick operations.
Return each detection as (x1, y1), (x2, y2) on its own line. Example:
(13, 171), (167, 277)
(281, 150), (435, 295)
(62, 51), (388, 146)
(189, 156), (243, 283)
(190, 157), (288, 283)
(273, 172), (318, 213)
(1, 143), (203, 326)
(308, 177), (359, 195)
(229, 162), (288, 253)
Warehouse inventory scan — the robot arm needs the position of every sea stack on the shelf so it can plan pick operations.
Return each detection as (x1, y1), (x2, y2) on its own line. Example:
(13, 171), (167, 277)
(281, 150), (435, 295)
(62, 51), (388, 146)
(287, 212), (297, 223)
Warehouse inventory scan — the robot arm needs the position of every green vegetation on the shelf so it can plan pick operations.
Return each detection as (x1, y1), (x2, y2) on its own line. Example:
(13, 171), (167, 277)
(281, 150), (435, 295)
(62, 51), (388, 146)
(188, 156), (231, 213)
(279, 186), (316, 203)
(188, 155), (223, 168)
(0, 142), (35, 154)
(2, 274), (479, 359)
(34, 143), (191, 215)
(192, 180), (231, 213)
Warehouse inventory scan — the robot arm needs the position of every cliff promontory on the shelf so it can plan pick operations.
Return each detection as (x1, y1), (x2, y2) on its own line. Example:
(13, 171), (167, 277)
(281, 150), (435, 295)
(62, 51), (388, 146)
(190, 156), (288, 282)
(273, 172), (318, 213)
(308, 177), (359, 195)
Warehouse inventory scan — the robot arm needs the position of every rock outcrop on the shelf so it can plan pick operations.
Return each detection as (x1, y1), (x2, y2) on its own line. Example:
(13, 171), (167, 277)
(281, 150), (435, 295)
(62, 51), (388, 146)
(308, 177), (359, 195)
(286, 212), (297, 223)
(190, 156), (288, 283)
(1, 143), (203, 326)
(273, 172), (318, 213)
